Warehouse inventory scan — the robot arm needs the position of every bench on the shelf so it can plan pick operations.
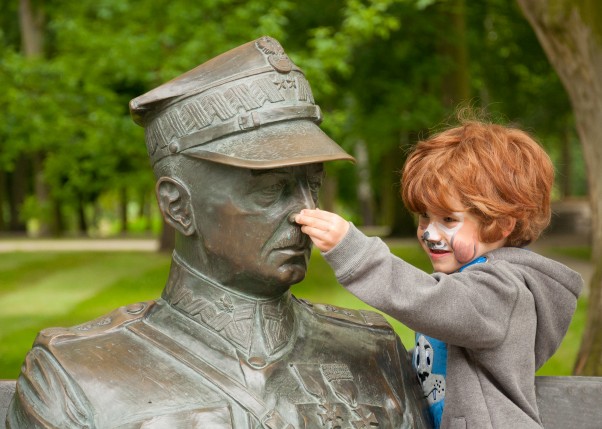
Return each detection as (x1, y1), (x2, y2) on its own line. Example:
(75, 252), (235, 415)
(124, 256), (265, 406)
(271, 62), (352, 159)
(1, 377), (601, 428)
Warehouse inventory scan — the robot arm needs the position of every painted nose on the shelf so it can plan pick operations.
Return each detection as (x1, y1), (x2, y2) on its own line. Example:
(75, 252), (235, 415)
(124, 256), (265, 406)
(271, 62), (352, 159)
(422, 224), (442, 242)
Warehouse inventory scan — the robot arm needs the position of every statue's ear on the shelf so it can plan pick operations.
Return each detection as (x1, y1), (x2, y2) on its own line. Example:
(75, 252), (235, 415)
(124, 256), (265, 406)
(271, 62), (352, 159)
(156, 177), (195, 236)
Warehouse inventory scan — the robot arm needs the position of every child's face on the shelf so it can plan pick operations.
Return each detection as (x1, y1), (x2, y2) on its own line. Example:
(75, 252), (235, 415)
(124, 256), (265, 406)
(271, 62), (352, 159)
(417, 203), (505, 274)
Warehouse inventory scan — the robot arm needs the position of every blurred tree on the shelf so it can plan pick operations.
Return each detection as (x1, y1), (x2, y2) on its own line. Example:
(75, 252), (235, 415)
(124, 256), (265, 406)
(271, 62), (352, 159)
(0, 0), (585, 246)
(0, 1), (39, 234)
(292, 0), (449, 234)
(1, 0), (295, 240)
(471, 1), (576, 196)
(518, 0), (602, 376)
(440, 0), (470, 107)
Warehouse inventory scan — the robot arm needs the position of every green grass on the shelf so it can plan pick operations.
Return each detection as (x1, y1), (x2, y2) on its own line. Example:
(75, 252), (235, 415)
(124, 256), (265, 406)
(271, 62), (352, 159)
(0, 251), (172, 378)
(548, 245), (591, 261)
(0, 243), (586, 378)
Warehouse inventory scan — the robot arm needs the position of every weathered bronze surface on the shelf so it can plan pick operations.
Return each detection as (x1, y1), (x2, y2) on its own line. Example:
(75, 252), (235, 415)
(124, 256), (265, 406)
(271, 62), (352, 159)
(6, 36), (430, 428)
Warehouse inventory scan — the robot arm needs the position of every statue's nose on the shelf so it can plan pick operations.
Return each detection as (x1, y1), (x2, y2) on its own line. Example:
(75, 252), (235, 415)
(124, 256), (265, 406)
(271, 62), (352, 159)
(286, 182), (316, 225)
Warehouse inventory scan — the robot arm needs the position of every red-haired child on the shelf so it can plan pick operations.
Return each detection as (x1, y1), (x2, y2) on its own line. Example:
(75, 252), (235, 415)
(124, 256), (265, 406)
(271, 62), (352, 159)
(295, 120), (583, 428)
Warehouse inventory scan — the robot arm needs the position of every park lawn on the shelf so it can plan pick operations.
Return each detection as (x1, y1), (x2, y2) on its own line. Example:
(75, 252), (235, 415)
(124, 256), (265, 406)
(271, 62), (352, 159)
(0, 244), (586, 378)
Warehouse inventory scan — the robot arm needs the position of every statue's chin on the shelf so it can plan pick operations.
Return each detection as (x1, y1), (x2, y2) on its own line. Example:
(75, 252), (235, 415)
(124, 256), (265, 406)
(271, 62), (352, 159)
(258, 265), (308, 298)
(211, 263), (305, 299)
(276, 263), (307, 286)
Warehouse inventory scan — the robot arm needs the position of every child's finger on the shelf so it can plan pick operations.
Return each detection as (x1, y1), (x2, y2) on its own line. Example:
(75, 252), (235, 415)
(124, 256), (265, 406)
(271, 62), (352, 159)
(297, 209), (334, 222)
(300, 225), (330, 240)
(295, 212), (332, 232)
(300, 227), (333, 252)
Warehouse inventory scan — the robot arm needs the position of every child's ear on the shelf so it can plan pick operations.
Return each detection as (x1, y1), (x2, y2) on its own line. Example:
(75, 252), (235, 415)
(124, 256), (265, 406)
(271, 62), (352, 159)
(499, 217), (516, 238)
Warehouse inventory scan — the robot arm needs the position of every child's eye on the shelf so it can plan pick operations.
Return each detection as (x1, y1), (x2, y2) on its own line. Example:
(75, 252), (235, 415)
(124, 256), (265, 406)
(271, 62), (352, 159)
(443, 217), (456, 223)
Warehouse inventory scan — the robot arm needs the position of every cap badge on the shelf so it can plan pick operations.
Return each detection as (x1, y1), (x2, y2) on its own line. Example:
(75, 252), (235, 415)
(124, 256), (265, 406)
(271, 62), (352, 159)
(255, 36), (293, 74)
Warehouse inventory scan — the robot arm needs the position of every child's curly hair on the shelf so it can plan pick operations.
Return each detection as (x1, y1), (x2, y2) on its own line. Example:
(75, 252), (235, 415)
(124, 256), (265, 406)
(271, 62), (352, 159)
(401, 119), (554, 248)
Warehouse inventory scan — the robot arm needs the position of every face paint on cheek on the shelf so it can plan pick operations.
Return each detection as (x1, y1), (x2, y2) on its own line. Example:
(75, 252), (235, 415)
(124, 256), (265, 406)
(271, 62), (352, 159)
(434, 212), (475, 264)
(449, 229), (477, 264)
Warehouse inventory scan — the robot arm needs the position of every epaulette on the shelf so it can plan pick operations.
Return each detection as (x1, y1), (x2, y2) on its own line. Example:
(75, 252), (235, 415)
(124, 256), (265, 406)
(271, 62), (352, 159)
(296, 297), (393, 330)
(35, 300), (156, 349)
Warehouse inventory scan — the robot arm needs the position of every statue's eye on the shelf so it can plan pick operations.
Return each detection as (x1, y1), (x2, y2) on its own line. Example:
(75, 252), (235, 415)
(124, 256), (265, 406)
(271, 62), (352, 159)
(308, 178), (322, 196)
(259, 182), (286, 200)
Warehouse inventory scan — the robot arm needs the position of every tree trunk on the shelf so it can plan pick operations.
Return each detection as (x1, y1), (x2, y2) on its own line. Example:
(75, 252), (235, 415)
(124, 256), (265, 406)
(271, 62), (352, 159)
(32, 152), (52, 236)
(138, 189), (151, 232)
(119, 186), (128, 234)
(19, 0), (44, 57)
(51, 198), (65, 237)
(8, 155), (29, 233)
(517, 0), (602, 375)
(20, 0), (53, 236)
(383, 134), (416, 237)
(438, 0), (470, 107)
(560, 126), (572, 198)
(0, 169), (5, 231)
(319, 175), (338, 213)
(378, 151), (396, 229)
(355, 140), (375, 226)
(77, 197), (88, 235)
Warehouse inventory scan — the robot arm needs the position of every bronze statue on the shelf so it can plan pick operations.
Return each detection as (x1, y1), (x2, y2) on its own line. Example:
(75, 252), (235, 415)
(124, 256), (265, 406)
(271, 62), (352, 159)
(7, 36), (429, 428)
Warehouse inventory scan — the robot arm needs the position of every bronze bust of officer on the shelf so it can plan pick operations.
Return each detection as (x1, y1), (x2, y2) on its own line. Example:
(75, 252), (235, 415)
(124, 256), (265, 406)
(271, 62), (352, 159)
(7, 36), (429, 429)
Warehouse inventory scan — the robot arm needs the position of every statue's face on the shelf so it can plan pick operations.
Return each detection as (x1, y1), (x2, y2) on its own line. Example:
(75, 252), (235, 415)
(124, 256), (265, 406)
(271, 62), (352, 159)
(185, 161), (323, 297)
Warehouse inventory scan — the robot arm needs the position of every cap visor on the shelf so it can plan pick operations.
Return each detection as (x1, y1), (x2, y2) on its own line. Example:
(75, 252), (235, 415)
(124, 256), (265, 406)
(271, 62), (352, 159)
(180, 120), (355, 169)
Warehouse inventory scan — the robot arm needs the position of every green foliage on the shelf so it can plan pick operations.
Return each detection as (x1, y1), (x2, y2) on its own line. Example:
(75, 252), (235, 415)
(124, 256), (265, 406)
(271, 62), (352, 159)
(0, 0), (586, 234)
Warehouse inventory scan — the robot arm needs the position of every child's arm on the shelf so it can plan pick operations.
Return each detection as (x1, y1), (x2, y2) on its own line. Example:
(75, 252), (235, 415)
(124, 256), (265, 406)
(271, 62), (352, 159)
(294, 209), (350, 252)
(297, 210), (519, 349)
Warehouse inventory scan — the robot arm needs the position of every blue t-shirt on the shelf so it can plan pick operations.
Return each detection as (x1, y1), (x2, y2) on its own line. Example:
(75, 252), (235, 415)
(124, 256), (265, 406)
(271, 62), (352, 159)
(413, 256), (487, 428)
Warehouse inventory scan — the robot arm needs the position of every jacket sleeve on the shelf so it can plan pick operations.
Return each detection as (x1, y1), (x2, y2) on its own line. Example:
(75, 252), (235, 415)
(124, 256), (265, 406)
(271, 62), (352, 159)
(6, 346), (94, 429)
(323, 224), (520, 349)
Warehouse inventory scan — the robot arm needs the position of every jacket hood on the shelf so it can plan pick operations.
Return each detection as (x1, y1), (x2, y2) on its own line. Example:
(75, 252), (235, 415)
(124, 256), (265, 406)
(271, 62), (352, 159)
(489, 247), (583, 368)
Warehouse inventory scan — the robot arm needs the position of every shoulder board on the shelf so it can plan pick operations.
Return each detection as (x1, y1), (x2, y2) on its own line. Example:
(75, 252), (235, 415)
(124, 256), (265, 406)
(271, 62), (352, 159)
(35, 300), (156, 348)
(296, 298), (392, 330)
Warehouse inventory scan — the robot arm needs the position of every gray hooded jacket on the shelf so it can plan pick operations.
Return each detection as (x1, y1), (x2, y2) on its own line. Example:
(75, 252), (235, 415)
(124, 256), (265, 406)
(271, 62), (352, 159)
(323, 224), (583, 429)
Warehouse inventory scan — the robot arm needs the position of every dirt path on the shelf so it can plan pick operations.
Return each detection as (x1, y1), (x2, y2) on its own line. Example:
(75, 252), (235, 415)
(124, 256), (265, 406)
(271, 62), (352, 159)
(0, 238), (158, 252)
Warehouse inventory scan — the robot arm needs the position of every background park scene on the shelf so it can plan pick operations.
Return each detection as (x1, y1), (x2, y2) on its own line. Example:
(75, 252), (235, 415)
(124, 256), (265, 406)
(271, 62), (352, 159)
(1, 0), (601, 379)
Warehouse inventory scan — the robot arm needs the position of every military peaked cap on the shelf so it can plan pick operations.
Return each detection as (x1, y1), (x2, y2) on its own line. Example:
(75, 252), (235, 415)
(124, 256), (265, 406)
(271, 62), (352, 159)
(130, 36), (354, 168)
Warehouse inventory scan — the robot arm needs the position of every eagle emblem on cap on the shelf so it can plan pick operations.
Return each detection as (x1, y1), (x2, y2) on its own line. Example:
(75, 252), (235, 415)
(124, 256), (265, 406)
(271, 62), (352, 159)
(255, 36), (293, 74)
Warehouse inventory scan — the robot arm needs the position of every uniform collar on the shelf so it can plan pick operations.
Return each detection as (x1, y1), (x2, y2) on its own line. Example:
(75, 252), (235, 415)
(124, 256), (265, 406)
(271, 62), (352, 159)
(162, 252), (296, 362)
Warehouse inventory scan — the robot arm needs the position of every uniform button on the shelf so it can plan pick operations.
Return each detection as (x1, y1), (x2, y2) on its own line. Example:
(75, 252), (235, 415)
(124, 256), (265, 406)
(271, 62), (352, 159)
(126, 302), (145, 314)
(247, 356), (267, 368)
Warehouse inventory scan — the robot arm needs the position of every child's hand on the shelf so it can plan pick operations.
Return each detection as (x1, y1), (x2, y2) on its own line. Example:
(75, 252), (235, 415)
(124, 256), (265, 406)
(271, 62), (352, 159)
(294, 209), (349, 252)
